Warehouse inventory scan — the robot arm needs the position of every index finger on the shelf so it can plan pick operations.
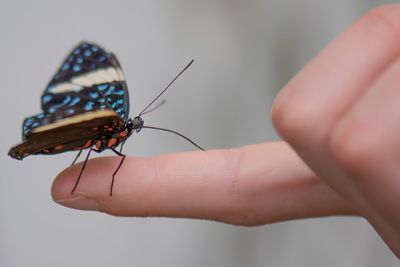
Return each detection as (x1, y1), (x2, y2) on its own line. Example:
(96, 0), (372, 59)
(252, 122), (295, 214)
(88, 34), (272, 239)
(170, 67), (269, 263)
(52, 142), (355, 225)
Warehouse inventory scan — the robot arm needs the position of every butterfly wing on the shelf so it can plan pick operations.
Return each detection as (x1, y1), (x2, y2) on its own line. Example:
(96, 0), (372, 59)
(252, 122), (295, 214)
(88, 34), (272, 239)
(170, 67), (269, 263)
(9, 109), (124, 160)
(41, 41), (129, 121)
(22, 83), (128, 139)
(9, 42), (130, 159)
(21, 42), (129, 138)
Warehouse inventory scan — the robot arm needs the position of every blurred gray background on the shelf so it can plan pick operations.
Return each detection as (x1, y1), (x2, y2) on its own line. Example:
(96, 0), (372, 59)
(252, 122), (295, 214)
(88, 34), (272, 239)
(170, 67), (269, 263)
(1, 0), (399, 266)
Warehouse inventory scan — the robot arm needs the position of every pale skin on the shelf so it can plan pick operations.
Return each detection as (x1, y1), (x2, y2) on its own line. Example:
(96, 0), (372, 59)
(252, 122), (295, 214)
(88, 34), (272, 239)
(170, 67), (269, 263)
(52, 4), (400, 257)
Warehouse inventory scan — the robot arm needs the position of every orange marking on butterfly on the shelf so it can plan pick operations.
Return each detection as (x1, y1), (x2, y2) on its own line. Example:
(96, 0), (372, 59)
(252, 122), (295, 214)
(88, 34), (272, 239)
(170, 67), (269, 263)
(55, 144), (64, 150)
(43, 149), (50, 153)
(92, 126), (99, 131)
(107, 138), (118, 148)
(104, 125), (109, 129)
(84, 140), (93, 148)
(119, 131), (127, 137)
(73, 140), (92, 150)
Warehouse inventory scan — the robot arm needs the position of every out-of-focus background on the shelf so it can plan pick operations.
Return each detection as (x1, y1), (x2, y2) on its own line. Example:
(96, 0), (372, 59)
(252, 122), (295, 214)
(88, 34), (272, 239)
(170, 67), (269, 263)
(1, 1), (398, 266)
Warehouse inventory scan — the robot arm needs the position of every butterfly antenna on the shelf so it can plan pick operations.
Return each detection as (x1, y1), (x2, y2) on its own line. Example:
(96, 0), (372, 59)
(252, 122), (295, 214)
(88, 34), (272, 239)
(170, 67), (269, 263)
(138, 60), (194, 117)
(141, 99), (166, 116)
(141, 125), (205, 151)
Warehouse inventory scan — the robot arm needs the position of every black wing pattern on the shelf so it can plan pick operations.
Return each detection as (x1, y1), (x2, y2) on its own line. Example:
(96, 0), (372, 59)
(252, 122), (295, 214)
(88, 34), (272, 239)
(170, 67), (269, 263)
(22, 42), (130, 138)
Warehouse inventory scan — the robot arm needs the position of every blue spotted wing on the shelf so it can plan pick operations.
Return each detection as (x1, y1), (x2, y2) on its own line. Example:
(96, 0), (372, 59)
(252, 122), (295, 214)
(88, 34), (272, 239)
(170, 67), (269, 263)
(9, 42), (130, 159)
(22, 42), (129, 138)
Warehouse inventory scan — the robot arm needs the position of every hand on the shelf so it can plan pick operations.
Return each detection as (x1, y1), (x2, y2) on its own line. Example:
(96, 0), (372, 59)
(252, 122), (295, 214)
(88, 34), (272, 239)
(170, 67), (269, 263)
(52, 4), (400, 257)
(271, 4), (400, 257)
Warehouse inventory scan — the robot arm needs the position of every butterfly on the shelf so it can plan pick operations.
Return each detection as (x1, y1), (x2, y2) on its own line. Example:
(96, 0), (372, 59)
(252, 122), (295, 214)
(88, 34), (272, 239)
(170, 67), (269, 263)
(8, 42), (203, 196)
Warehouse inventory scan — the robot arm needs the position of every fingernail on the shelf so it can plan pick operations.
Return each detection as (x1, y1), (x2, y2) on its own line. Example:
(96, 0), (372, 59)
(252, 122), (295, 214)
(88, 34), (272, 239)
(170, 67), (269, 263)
(54, 196), (100, 211)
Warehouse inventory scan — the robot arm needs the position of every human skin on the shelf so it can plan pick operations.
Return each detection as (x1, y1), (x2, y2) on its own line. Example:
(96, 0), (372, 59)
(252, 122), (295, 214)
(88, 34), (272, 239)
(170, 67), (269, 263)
(52, 4), (400, 257)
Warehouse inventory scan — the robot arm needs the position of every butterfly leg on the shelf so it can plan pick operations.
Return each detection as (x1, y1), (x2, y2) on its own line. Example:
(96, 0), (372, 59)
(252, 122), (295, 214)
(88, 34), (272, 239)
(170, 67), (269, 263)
(71, 148), (93, 194)
(70, 150), (83, 166)
(119, 140), (126, 154)
(109, 148), (126, 196)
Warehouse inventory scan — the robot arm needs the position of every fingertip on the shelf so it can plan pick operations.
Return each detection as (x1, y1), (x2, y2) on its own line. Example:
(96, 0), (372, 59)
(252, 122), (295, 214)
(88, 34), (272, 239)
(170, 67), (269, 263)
(51, 162), (99, 211)
(51, 156), (122, 211)
(51, 163), (77, 202)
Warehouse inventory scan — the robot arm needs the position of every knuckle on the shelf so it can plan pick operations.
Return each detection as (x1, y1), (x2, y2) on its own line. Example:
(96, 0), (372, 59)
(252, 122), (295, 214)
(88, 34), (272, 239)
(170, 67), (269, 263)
(361, 5), (400, 40)
(271, 85), (323, 143)
(329, 118), (380, 170)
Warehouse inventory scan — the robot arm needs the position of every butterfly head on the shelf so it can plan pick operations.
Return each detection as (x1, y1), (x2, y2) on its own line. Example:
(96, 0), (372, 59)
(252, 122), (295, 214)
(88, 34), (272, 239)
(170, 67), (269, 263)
(127, 116), (144, 133)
